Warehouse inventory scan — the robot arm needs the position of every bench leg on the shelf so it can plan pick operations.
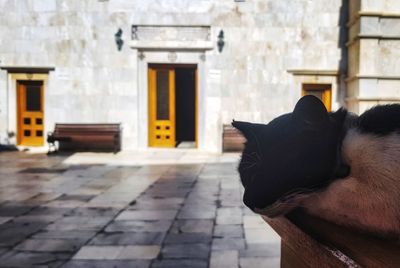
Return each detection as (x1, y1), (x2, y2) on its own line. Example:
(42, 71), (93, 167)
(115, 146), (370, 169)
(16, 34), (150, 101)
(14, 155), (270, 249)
(47, 142), (58, 155)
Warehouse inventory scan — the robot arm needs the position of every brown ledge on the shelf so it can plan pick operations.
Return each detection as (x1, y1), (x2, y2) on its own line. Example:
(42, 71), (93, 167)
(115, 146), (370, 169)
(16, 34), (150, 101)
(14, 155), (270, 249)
(262, 209), (400, 268)
(287, 69), (339, 76)
(0, 66), (55, 74)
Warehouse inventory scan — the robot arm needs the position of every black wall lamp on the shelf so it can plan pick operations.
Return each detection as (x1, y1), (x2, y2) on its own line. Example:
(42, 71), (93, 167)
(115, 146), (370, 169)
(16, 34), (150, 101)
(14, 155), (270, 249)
(115, 28), (124, 51)
(217, 30), (225, 53)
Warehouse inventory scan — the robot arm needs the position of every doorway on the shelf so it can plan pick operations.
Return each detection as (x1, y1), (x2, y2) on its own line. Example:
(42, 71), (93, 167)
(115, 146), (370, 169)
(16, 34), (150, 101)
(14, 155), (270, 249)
(148, 64), (197, 148)
(16, 80), (45, 146)
(302, 83), (332, 112)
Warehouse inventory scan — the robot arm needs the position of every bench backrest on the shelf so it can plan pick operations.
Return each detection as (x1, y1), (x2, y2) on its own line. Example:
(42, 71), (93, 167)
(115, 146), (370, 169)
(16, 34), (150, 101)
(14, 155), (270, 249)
(53, 123), (121, 135)
(222, 124), (245, 152)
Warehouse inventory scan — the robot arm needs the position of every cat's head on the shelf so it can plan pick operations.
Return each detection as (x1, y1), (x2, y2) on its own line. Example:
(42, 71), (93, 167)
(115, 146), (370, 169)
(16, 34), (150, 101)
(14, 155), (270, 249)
(232, 95), (349, 217)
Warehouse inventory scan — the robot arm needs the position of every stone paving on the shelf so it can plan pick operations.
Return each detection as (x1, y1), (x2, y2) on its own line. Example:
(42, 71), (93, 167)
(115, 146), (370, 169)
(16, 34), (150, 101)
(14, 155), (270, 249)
(0, 151), (280, 268)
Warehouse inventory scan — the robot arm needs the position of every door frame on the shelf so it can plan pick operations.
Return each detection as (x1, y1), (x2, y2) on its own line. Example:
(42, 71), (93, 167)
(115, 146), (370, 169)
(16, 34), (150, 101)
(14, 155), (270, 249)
(148, 64), (198, 148)
(6, 73), (48, 147)
(137, 51), (205, 151)
(148, 65), (176, 147)
(16, 80), (45, 146)
(302, 83), (332, 112)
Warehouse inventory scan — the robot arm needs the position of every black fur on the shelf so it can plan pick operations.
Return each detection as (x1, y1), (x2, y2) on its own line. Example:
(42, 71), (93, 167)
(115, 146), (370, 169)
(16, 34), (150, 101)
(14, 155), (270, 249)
(357, 104), (400, 135)
(232, 96), (348, 211)
(233, 95), (400, 215)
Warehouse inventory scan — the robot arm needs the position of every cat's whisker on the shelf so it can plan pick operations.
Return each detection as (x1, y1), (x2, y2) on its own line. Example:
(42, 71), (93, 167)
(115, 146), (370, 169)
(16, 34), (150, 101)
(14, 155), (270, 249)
(250, 151), (261, 162)
(252, 132), (264, 159)
(242, 162), (257, 171)
(242, 152), (258, 161)
(239, 161), (255, 165)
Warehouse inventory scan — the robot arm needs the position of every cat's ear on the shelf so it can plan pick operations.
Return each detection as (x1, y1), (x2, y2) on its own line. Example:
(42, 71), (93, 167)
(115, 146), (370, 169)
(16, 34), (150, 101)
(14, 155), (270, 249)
(293, 95), (329, 124)
(232, 120), (253, 141)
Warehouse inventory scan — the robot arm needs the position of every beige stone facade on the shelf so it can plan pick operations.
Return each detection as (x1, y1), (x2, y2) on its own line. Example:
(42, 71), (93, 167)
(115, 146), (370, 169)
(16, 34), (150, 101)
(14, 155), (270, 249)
(347, 0), (400, 113)
(0, 0), (399, 152)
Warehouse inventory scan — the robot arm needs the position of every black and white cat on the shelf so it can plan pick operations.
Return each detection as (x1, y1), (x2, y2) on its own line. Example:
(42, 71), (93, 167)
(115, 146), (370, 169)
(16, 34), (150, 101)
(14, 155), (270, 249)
(233, 95), (400, 238)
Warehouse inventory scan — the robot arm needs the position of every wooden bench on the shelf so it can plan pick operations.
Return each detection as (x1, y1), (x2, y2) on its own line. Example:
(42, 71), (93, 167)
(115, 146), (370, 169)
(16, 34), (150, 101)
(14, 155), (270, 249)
(222, 124), (246, 152)
(263, 209), (400, 268)
(47, 123), (122, 153)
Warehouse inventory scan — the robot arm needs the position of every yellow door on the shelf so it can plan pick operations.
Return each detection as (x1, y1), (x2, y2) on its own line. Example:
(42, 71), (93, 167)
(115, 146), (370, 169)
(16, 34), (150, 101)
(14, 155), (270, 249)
(148, 67), (176, 147)
(302, 84), (332, 112)
(17, 80), (44, 146)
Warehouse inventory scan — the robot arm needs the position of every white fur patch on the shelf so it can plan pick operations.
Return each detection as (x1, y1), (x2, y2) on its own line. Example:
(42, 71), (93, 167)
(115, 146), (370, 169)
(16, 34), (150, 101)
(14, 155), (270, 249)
(303, 129), (400, 237)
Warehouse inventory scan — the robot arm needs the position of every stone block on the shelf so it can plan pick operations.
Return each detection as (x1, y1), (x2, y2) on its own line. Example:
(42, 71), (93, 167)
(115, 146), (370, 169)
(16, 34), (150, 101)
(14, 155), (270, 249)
(161, 243), (210, 259)
(216, 207), (242, 225)
(240, 243), (281, 258)
(151, 259), (207, 268)
(164, 233), (212, 244)
(244, 225), (280, 244)
(210, 250), (239, 268)
(90, 232), (165, 246)
(239, 257), (280, 268)
(117, 245), (160, 260)
(213, 224), (243, 238)
(115, 210), (177, 221)
(211, 238), (245, 251)
(105, 220), (173, 233)
(63, 260), (151, 268)
(170, 219), (214, 234)
(73, 246), (122, 260)
(15, 239), (83, 252)
(33, 0), (56, 12)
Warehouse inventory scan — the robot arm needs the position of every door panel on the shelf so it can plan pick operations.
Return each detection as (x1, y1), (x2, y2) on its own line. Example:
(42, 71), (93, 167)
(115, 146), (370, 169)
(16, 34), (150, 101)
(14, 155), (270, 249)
(148, 67), (176, 147)
(17, 80), (44, 146)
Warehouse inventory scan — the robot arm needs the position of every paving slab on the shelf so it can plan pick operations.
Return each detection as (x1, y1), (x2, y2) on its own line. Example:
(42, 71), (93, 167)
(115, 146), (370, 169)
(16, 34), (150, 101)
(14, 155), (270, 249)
(117, 245), (160, 259)
(129, 197), (184, 210)
(45, 216), (112, 231)
(0, 152), (280, 266)
(211, 238), (246, 251)
(244, 226), (281, 244)
(63, 260), (151, 268)
(0, 204), (35, 217)
(15, 238), (83, 252)
(164, 232), (212, 244)
(0, 221), (48, 247)
(210, 250), (239, 268)
(89, 232), (165, 245)
(115, 210), (177, 221)
(151, 259), (208, 268)
(216, 207), (243, 225)
(0, 251), (71, 267)
(105, 220), (173, 233)
(239, 257), (280, 268)
(169, 219), (214, 234)
(213, 224), (244, 238)
(0, 217), (12, 224)
(177, 206), (216, 219)
(72, 246), (122, 260)
(33, 230), (96, 241)
(240, 243), (281, 258)
(161, 243), (210, 259)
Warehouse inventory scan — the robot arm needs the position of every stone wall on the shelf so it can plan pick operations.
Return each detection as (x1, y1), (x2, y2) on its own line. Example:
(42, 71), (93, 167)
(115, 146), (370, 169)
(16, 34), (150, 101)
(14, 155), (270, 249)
(347, 0), (400, 113)
(210, 0), (345, 123)
(0, 0), (346, 152)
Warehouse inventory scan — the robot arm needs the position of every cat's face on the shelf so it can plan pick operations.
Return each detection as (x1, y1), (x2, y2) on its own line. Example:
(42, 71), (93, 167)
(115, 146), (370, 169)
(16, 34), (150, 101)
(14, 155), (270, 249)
(233, 95), (348, 217)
